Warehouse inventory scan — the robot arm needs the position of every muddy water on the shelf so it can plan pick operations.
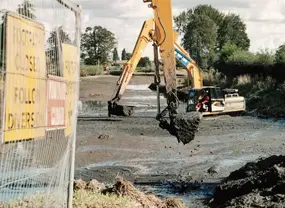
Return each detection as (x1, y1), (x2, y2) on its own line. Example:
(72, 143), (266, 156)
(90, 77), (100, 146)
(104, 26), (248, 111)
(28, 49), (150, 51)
(78, 83), (188, 117)
(76, 76), (285, 207)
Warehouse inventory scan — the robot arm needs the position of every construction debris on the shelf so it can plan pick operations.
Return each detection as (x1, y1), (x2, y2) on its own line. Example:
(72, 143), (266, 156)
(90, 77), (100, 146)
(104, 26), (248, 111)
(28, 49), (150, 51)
(210, 155), (285, 208)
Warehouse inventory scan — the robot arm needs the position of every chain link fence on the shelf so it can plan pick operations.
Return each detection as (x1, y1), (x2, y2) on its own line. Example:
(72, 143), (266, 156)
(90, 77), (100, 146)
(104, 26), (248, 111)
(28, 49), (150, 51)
(0, 0), (81, 207)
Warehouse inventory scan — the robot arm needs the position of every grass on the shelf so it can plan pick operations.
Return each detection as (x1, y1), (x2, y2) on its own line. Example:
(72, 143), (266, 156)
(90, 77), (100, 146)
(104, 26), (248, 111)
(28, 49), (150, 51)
(73, 189), (139, 208)
(1, 178), (188, 208)
(80, 65), (104, 77)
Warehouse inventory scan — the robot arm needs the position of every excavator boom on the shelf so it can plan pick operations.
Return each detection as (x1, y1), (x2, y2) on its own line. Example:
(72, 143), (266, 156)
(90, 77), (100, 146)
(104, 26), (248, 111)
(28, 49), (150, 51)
(108, 0), (201, 145)
(108, 19), (154, 116)
(146, 0), (201, 144)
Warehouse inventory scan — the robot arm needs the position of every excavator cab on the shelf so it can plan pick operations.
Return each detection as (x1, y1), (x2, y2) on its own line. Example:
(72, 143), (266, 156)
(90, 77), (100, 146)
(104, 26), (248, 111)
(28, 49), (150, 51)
(187, 87), (225, 114)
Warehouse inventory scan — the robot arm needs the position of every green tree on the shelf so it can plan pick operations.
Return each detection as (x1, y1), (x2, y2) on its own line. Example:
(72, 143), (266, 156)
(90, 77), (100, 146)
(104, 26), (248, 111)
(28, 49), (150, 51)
(113, 48), (119, 62)
(17, 0), (36, 20)
(217, 14), (250, 50)
(183, 14), (217, 69)
(219, 43), (240, 63)
(81, 26), (117, 65)
(275, 44), (285, 64)
(255, 49), (274, 65)
(121, 48), (127, 60)
(46, 27), (71, 76)
(174, 4), (250, 68)
(126, 52), (132, 60)
(47, 26), (71, 47)
(138, 57), (151, 67)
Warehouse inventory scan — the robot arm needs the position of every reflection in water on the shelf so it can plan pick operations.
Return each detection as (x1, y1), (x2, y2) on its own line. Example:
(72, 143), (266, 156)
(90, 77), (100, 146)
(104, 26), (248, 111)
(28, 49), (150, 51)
(135, 181), (217, 207)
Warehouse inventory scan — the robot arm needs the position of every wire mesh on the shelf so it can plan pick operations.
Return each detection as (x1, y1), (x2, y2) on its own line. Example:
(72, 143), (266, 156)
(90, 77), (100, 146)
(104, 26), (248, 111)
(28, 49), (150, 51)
(0, 0), (81, 207)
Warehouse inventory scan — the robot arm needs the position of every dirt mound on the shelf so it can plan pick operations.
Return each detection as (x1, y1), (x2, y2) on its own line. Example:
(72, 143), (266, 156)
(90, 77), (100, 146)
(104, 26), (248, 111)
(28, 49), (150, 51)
(75, 177), (187, 208)
(105, 177), (187, 208)
(210, 155), (285, 207)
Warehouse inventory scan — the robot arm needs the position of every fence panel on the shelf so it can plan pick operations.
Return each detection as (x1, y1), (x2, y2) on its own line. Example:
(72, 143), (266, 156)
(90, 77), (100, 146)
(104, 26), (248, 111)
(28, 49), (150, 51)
(0, 0), (81, 207)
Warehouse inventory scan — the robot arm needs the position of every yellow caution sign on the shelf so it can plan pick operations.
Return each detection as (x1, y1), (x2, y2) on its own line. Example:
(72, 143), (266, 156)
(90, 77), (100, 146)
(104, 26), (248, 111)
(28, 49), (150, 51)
(62, 43), (78, 136)
(3, 12), (47, 142)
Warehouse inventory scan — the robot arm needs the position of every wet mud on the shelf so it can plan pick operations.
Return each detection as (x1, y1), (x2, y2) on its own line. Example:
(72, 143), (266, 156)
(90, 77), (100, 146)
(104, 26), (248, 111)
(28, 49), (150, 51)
(171, 112), (201, 145)
(108, 102), (135, 116)
(77, 75), (285, 207)
(211, 155), (285, 208)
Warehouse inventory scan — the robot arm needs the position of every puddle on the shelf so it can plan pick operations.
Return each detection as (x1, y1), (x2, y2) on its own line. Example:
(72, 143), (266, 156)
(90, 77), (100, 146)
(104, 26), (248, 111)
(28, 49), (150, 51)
(78, 100), (166, 117)
(126, 84), (150, 91)
(122, 95), (159, 100)
(135, 180), (217, 207)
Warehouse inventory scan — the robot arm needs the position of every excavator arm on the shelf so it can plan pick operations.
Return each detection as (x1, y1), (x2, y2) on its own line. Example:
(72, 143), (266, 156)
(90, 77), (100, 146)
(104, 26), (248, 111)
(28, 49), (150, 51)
(146, 0), (201, 145)
(108, 19), (154, 116)
(174, 41), (203, 88)
(108, 0), (201, 145)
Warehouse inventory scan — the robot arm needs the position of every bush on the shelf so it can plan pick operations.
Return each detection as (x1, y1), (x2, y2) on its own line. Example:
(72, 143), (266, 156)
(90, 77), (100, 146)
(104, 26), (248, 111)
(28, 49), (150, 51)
(227, 50), (257, 65)
(136, 66), (153, 73)
(203, 68), (228, 88)
(80, 65), (104, 77)
(109, 70), (122, 76)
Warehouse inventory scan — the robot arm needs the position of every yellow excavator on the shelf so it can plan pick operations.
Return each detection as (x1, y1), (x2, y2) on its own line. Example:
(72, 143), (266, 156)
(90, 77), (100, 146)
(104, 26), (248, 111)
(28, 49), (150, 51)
(173, 35), (246, 116)
(108, 0), (245, 144)
(108, 0), (202, 145)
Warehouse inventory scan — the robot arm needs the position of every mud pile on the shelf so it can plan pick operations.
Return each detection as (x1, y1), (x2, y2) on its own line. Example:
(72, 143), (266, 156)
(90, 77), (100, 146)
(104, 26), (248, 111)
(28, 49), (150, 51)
(74, 177), (188, 208)
(210, 155), (285, 208)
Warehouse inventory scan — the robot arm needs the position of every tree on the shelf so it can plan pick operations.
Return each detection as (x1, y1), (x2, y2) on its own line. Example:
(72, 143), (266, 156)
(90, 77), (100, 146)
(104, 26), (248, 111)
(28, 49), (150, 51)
(112, 48), (119, 62)
(17, 0), (36, 20)
(183, 14), (218, 69)
(138, 57), (151, 67)
(47, 26), (71, 47)
(46, 27), (71, 75)
(219, 43), (240, 63)
(126, 53), (132, 60)
(121, 48), (127, 60)
(217, 14), (250, 51)
(81, 26), (117, 65)
(275, 44), (285, 65)
(174, 4), (250, 68)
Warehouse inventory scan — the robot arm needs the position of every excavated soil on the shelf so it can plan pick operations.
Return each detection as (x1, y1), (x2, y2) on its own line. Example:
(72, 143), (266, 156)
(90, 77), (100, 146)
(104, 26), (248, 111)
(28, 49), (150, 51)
(171, 113), (201, 145)
(210, 155), (285, 208)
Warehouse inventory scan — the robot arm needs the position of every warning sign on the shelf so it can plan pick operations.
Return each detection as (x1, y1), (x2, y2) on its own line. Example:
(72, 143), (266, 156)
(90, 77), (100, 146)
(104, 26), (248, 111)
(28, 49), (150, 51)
(3, 12), (47, 142)
(62, 43), (78, 136)
(47, 75), (66, 130)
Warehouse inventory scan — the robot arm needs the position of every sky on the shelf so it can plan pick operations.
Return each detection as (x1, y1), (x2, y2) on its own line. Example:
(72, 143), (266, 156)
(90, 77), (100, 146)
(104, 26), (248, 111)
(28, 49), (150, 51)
(73, 0), (285, 60)
(1, 0), (285, 60)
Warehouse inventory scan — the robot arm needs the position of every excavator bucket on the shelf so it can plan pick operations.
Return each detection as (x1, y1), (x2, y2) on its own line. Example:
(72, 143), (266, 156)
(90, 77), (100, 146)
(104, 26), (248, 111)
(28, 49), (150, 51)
(108, 102), (135, 117)
(171, 112), (201, 145)
(159, 111), (201, 145)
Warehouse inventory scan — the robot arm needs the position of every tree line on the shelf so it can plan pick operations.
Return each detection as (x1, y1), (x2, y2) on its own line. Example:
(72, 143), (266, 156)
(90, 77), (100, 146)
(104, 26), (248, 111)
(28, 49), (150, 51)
(11, 1), (285, 81)
(174, 4), (285, 82)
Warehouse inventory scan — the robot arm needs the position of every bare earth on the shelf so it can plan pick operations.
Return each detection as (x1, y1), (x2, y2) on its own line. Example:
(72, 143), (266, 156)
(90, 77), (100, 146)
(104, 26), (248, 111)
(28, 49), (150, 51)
(75, 75), (285, 207)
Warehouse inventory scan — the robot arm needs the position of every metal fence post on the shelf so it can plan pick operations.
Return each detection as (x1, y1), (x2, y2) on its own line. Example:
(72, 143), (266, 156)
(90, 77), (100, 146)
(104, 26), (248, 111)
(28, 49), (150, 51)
(67, 4), (81, 208)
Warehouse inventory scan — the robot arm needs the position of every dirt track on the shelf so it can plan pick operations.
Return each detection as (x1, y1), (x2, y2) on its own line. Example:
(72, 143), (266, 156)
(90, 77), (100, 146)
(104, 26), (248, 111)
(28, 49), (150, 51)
(75, 75), (285, 207)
